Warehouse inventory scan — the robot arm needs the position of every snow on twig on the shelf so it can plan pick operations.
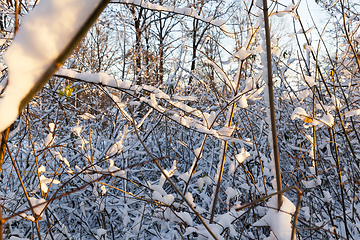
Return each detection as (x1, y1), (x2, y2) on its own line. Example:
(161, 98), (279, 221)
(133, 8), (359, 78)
(0, 0), (109, 132)
(54, 69), (253, 146)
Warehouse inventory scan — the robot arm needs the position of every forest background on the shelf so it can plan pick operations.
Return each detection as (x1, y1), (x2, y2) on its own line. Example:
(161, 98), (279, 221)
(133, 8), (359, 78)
(0, 0), (359, 239)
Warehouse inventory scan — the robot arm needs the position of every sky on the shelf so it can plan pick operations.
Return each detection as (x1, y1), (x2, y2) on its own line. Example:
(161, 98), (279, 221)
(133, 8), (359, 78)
(295, 0), (330, 30)
(280, 0), (332, 45)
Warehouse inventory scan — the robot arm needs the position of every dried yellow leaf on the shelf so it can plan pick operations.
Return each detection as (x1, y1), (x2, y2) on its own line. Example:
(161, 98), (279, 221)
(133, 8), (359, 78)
(330, 69), (335, 81)
(304, 117), (313, 123)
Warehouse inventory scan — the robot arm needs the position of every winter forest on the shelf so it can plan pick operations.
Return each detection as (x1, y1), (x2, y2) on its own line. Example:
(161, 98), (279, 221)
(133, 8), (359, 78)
(0, 0), (360, 239)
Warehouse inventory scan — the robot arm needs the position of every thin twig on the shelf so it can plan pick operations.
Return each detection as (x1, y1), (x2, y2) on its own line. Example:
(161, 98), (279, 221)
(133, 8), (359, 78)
(262, 0), (283, 210)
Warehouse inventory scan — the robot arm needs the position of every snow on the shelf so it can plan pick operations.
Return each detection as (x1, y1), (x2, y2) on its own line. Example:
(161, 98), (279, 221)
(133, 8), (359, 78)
(291, 109), (335, 128)
(155, 91), (170, 100)
(0, 0), (102, 132)
(184, 227), (197, 236)
(344, 109), (360, 117)
(150, 184), (167, 196)
(320, 113), (334, 127)
(233, 47), (251, 60)
(176, 212), (193, 226)
(211, 19), (226, 26)
(197, 178), (205, 190)
(163, 194), (174, 205)
(207, 60), (230, 87)
(38, 165), (46, 174)
(97, 228), (107, 237)
(192, 122), (218, 136)
(323, 191), (333, 203)
(81, 171), (102, 183)
(298, 89), (311, 100)
(185, 192), (196, 208)
(57, 69), (121, 88)
(235, 148), (251, 164)
(174, 7), (192, 15)
(202, 16), (214, 22)
(49, 123), (55, 132)
(159, 160), (177, 186)
(248, 87), (264, 101)
(272, 46), (279, 55)
(256, 0), (263, 9)
(9, 237), (28, 240)
(106, 141), (124, 156)
(302, 206), (310, 220)
(332, 96), (342, 109)
(153, 191), (163, 202)
(304, 75), (315, 87)
(225, 187), (239, 203)
(51, 150), (71, 169)
(29, 197), (47, 217)
(275, 4), (295, 17)
(291, 107), (309, 121)
(220, 24), (235, 38)
(203, 111), (217, 127)
(275, 12), (287, 17)
(228, 160), (237, 176)
(106, 126), (127, 156)
(303, 175), (322, 188)
(80, 202), (86, 217)
(198, 224), (224, 240)
(20, 212), (35, 221)
(71, 126), (83, 136)
(238, 96), (248, 108)
(253, 195), (296, 240)
(44, 123), (55, 147)
(217, 126), (234, 137)
(284, 4), (295, 12)
(108, 159), (126, 178)
(172, 95), (197, 101)
(216, 212), (236, 230)
(203, 176), (212, 184)
(178, 171), (190, 182)
(39, 175), (61, 193)
(194, 147), (203, 158)
(78, 113), (96, 120)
